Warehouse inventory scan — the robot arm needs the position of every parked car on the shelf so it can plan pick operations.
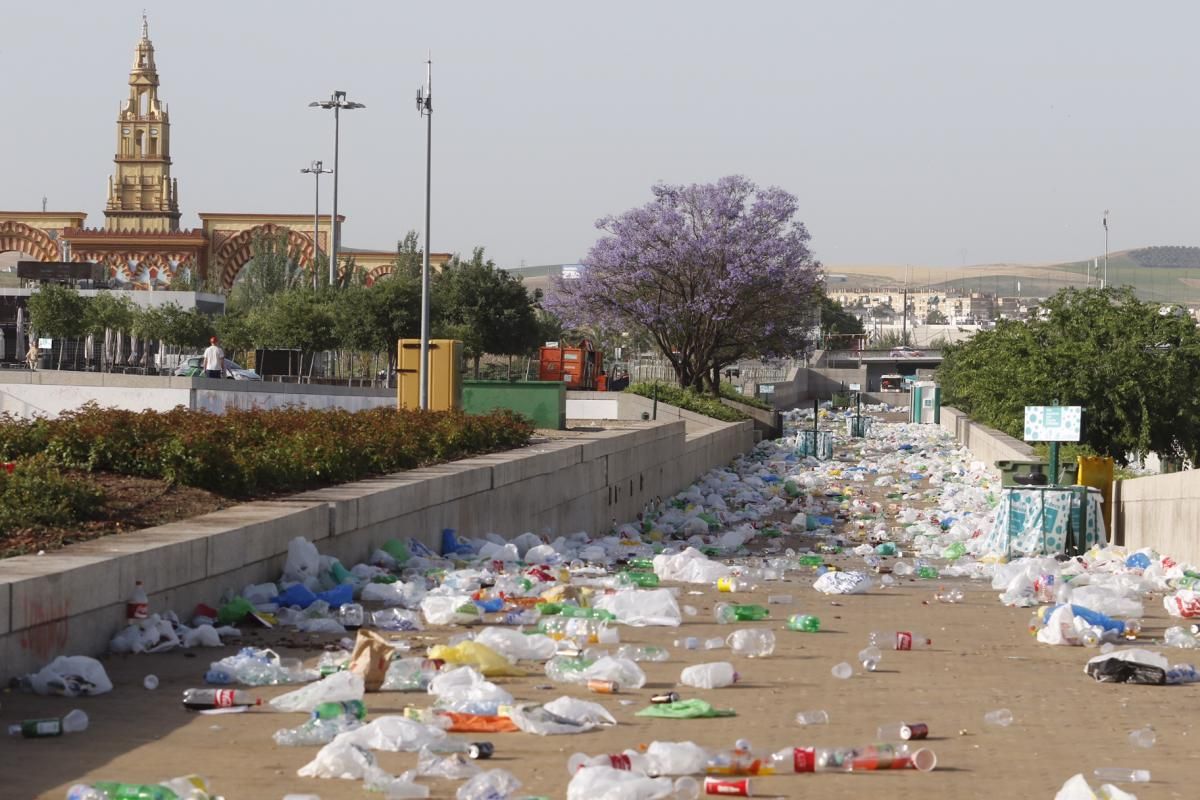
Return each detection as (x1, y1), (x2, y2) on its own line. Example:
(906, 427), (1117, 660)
(174, 356), (262, 381)
(889, 346), (925, 359)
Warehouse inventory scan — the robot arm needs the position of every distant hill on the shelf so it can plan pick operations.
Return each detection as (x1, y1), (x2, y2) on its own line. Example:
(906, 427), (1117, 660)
(1126, 246), (1200, 269)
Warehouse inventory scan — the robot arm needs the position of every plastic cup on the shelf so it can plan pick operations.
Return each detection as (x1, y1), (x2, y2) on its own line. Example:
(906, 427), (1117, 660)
(983, 708), (1013, 727)
(831, 662), (853, 679)
(143, 674), (159, 690)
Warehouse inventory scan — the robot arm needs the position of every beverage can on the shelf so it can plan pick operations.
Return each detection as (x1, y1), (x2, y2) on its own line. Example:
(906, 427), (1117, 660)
(587, 679), (619, 694)
(901, 723), (929, 740)
(650, 692), (680, 704)
(468, 742), (494, 759)
(705, 776), (752, 796)
(896, 631), (913, 650)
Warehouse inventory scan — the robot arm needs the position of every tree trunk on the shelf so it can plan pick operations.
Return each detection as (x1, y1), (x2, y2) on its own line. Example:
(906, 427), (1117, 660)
(506, 354), (512, 381)
(473, 354), (481, 379)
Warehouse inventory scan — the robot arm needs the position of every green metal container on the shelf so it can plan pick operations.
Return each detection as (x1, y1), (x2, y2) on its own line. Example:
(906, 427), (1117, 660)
(462, 380), (566, 430)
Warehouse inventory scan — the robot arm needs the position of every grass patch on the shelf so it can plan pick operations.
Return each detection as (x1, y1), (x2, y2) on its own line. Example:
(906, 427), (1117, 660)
(718, 384), (773, 411)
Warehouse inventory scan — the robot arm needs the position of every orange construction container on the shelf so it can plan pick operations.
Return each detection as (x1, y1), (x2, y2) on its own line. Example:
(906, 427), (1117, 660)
(538, 341), (604, 390)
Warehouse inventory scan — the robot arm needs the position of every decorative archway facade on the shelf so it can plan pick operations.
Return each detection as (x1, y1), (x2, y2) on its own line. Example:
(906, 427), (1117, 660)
(0, 215), (84, 261)
(207, 222), (317, 290)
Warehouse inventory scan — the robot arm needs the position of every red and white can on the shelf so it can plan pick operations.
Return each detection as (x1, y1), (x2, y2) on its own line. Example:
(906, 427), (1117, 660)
(900, 723), (929, 740)
(705, 776), (753, 796)
(896, 631), (913, 650)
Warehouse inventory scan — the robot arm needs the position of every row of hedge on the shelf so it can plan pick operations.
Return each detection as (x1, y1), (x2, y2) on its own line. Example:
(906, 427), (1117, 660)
(623, 382), (749, 422)
(0, 404), (535, 499)
(0, 456), (105, 546)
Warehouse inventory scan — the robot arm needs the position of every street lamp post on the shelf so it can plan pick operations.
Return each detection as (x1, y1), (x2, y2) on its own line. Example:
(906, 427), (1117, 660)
(416, 56), (433, 410)
(1102, 210), (1109, 290)
(300, 160), (332, 289)
(309, 91), (365, 288)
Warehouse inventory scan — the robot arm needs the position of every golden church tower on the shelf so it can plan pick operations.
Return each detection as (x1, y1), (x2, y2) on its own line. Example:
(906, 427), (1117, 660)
(103, 15), (181, 233)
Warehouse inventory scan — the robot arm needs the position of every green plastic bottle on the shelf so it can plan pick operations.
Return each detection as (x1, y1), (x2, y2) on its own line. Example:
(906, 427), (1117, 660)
(621, 571), (660, 588)
(941, 542), (967, 560)
(874, 542), (897, 556)
(798, 554), (824, 567)
(91, 784), (179, 800)
(536, 602), (563, 616)
(312, 700), (367, 721)
(381, 538), (410, 565)
(786, 614), (821, 632)
(216, 596), (253, 625)
(714, 602), (770, 624)
(558, 605), (616, 621)
(917, 566), (940, 579)
(329, 561), (352, 584)
(628, 558), (655, 570)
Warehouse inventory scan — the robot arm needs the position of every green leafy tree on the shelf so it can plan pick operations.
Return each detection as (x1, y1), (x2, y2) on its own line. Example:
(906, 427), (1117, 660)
(392, 230), (422, 280)
(938, 286), (1200, 464)
(25, 284), (88, 369)
(215, 311), (254, 364)
(925, 308), (948, 325)
(435, 248), (542, 377)
(253, 289), (336, 376)
(229, 231), (306, 312)
(819, 292), (865, 338)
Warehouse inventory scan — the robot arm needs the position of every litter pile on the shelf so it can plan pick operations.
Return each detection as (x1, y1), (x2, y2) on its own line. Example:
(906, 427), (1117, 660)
(9, 402), (1191, 798)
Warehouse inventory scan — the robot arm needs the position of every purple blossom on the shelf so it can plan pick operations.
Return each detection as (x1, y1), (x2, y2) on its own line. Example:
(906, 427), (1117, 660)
(546, 175), (821, 389)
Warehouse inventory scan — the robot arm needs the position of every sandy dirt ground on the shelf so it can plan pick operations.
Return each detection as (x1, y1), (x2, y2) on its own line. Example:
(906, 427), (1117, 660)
(1, 413), (1192, 800)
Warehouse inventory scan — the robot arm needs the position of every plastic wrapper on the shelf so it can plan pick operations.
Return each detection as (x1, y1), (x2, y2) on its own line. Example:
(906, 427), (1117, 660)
(270, 671), (365, 712)
(24, 655), (113, 696)
(427, 641), (526, 677)
(813, 570), (873, 595)
(1084, 648), (1169, 685)
(566, 765), (674, 800)
(593, 588), (682, 627)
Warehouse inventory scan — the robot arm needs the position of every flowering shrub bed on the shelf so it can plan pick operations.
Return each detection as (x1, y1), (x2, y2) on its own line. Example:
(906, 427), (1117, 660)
(0, 404), (534, 499)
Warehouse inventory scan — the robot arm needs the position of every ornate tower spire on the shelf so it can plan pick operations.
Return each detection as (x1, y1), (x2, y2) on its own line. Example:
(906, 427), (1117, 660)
(103, 14), (181, 233)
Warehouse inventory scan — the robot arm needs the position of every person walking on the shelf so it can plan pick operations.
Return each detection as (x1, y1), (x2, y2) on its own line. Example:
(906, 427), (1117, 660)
(203, 336), (225, 379)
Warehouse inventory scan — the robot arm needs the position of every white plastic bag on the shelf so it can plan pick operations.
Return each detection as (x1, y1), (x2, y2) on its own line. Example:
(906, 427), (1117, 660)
(813, 570), (873, 595)
(567, 765), (673, 800)
(25, 655), (113, 696)
(593, 589), (681, 627)
(421, 594), (479, 626)
(508, 697), (616, 735)
(579, 656), (646, 689)
(473, 626), (557, 661)
(283, 536), (321, 586)
(270, 670), (364, 712)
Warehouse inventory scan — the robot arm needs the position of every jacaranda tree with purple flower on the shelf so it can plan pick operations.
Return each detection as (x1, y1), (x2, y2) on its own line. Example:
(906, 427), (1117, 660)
(547, 176), (822, 392)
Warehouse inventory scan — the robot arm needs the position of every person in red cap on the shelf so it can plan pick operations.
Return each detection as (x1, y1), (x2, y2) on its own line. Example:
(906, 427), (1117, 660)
(203, 336), (225, 379)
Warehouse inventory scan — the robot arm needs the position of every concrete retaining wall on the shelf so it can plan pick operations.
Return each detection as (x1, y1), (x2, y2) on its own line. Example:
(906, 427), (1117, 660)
(0, 371), (395, 417)
(938, 406), (1037, 471)
(0, 416), (753, 680)
(1115, 471), (1200, 565)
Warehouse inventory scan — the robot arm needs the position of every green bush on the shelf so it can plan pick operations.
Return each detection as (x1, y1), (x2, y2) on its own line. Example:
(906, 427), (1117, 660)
(0, 455), (105, 540)
(0, 403), (534, 499)
(624, 382), (748, 422)
(718, 384), (773, 411)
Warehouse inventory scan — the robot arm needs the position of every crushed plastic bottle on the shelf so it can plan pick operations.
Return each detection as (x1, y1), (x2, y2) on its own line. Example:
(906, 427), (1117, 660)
(1128, 726), (1156, 748)
(679, 662), (739, 689)
(794, 710), (829, 725)
(714, 603), (769, 624)
(868, 631), (932, 650)
(616, 645), (670, 662)
(726, 629), (776, 658)
(983, 708), (1014, 727)
(785, 614), (820, 632)
(183, 688), (261, 710)
(858, 646), (882, 671)
(934, 588), (965, 604)
(1092, 768), (1150, 783)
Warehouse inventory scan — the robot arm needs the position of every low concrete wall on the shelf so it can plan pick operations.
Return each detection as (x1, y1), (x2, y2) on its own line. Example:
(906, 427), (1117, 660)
(0, 371), (395, 417)
(720, 398), (781, 440)
(0, 416), (754, 680)
(938, 406), (1038, 472)
(1115, 471), (1200, 564)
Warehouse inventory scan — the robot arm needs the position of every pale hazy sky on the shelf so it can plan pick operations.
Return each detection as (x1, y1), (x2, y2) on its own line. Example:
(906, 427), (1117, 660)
(2, 1), (1197, 270)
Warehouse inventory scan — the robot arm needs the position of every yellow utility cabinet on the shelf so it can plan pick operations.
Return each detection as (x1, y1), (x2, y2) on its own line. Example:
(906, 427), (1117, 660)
(1076, 455), (1115, 538)
(397, 339), (463, 411)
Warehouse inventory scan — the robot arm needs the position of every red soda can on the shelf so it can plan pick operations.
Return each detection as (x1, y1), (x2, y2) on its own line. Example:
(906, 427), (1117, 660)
(705, 776), (753, 796)
(901, 723), (929, 740)
(587, 679), (619, 694)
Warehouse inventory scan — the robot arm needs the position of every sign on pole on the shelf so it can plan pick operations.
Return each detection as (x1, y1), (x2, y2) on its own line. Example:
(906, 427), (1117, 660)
(1024, 406), (1082, 442)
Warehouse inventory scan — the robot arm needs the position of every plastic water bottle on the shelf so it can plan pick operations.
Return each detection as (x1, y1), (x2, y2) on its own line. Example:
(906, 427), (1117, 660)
(794, 710), (829, 725)
(934, 587), (964, 603)
(983, 708), (1014, 727)
(616, 645), (670, 662)
(1092, 768), (1150, 783)
(704, 637), (727, 650)
(786, 614), (820, 632)
(726, 629), (776, 658)
(868, 631), (932, 650)
(337, 603), (365, 629)
(679, 662), (739, 689)
(714, 603), (769, 624)
(182, 688), (261, 710)
(9, 708), (88, 738)
(83, 782), (180, 800)
(858, 646), (882, 671)
(674, 636), (701, 650)
(312, 700), (366, 721)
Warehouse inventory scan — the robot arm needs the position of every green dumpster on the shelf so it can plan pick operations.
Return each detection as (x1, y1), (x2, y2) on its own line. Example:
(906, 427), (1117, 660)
(462, 380), (566, 430)
(995, 458), (1049, 488)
